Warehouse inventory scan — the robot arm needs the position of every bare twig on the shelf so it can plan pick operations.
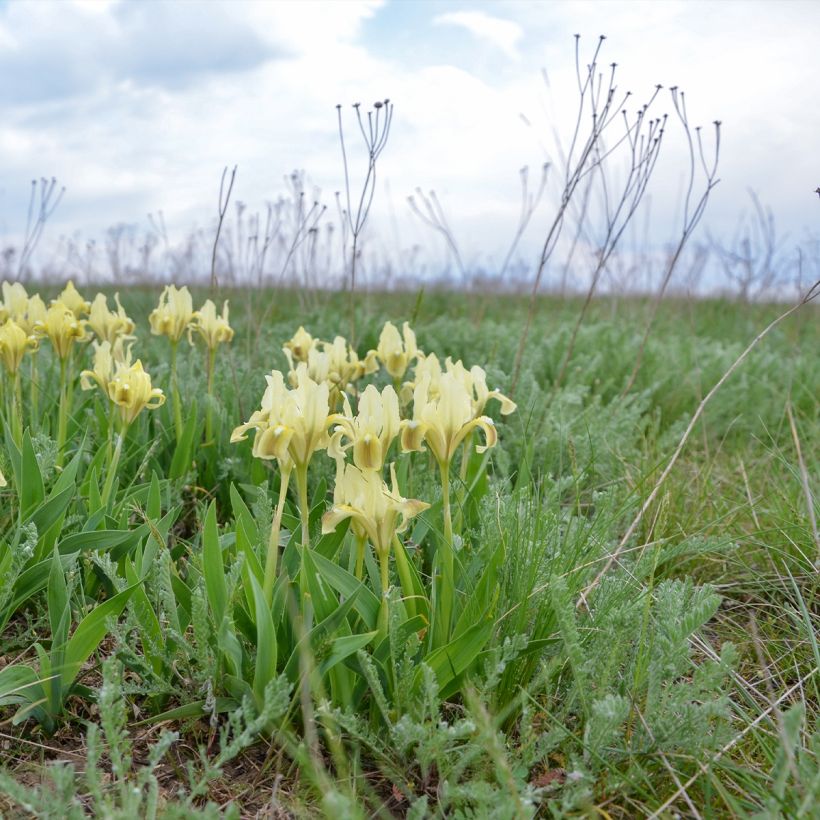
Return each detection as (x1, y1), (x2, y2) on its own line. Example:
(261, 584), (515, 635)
(552, 88), (666, 390)
(210, 165), (237, 293)
(408, 189), (467, 280)
(18, 177), (65, 278)
(337, 99), (393, 344)
(786, 403), (820, 562)
(621, 90), (722, 395)
(710, 189), (788, 302)
(511, 36), (635, 395)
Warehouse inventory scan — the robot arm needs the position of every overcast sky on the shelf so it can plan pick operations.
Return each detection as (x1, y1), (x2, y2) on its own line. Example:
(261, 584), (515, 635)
(1, 0), (818, 286)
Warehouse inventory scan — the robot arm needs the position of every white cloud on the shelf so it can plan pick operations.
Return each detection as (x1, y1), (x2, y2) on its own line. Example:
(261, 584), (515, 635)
(433, 10), (523, 61)
(0, 0), (817, 289)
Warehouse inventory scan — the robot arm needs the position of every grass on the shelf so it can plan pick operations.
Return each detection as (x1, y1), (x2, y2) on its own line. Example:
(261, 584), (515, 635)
(0, 285), (817, 818)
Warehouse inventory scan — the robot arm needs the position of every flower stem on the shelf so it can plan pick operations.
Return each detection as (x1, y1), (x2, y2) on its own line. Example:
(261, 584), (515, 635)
(56, 356), (69, 468)
(11, 369), (23, 446)
(296, 462), (310, 549)
(377, 545), (390, 637)
(101, 424), (126, 507)
(263, 465), (291, 605)
(354, 532), (367, 580)
(170, 340), (182, 440)
(392, 533), (419, 619)
(29, 355), (38, 424)
(453, 434), (472, 533)
(436, 457), (454, 646)
(106, 402), (117, 465)
(205, 346), (216, 444)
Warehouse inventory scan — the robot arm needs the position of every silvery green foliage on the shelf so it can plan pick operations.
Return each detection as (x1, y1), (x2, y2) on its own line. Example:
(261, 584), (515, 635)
(325, 647), (546, 816)
(0, 521), (37, 617)
(190, 582), (217, 681)
(0, 657), (232, 819)
(251, 486), (275, 560)
(32, 431), (59, 483)
(583, 694), (630, 763)
(750, 704), (820, 818)
(539, 576), (736, 812)
(213, 674), (291, 764)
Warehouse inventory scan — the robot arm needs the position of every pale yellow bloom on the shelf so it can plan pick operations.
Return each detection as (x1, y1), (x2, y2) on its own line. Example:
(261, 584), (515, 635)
(0, 319), (38, 375)
(231, 364), (334, 470)
(400, 372), (503, 465)
(34, 302), (88, 360)
(444, 359), (517, 418)
(19, 294), (47, 335)
(0, 467), (5, 487)
(54, 280), (90, 317)
(328, 384), (400, 471)
(400, 352), (443, 405)
(322, 461), (428, 559)
(80, 338), (133, 394)
(190, 299), (234, 350)
(108, 360), (165, 426)
(376, 321), (420, 380)
(1, 281), (29, 322)
(87, 292), (136, 345)
(288, 336), (378, 405)
(149, 285), (195, 343)
(283, 326), (315, 363)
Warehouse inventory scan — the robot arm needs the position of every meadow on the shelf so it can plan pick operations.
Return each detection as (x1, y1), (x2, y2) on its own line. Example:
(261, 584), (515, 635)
(0, 281), (817, 818)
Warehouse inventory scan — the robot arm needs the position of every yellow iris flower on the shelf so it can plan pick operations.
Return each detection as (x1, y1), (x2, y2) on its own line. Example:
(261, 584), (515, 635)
(87, 293), (136, 345)
(190, 299), (234, 350)
(445, 359), (518, 417)
(400, 371), (504, 466)
(400, 351), (443, 405)
(0, 319), (38, 375)
(149, 284), (195, 342)
(283, 326), (315, 363)
(232, 364), (338, 548)
(375, 321), (420, 381)
(80, 338), (133, 395)
(18, 294), (47, 336)
(288, 336), (378, 407)
(54, 280), (91, 318)
(107, 360), (165, 426)
(1, 281), (29, 323)
(34, 302), (88, 360)
(231, 364), (334, 470)
(322, 461), (429, 563)
(328, 384), (400, 471)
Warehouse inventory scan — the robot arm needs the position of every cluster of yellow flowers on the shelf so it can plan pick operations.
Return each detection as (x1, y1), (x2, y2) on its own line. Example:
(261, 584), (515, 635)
(148, 284), (234, 351)
(147, 284), (234, 441)
(232, 320), (517, 621)
(0, 281), (164, 438)
(0, 281), (238, 446)
(80, 340), (165, 426)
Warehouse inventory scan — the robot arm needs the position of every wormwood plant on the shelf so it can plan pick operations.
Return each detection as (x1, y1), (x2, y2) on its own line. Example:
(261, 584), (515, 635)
(0, 657), (293, 819)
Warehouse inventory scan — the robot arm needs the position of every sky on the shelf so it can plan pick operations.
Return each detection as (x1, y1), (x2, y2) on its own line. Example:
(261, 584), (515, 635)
(0, 0), (818, 288)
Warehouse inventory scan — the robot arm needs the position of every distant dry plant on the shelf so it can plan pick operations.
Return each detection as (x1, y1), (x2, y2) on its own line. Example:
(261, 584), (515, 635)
(710, 189), (790, 302)
(512, 37), (643, 393)
(210, 165), (237, 293)
(15, 177), (65, 279)
(274, 170), (326, 294)
(622, 88), (721, 394)
(511, 35), (669, 395)
(408, 162), (550, 289)
(336, 98), (394, 343)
